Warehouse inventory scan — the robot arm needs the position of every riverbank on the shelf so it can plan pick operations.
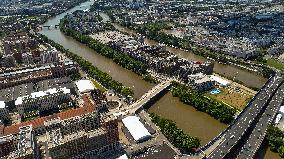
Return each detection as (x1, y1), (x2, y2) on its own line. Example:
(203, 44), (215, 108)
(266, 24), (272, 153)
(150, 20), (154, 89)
(38, 1), (227, 148)
(37, 33), (134, 97)
(59, 18), (158, 84)
(59, 15), (241, 125)
(98, 11), (268, 90)
(61, 10), (257, 110)
(109, 22), (267, 90)
(118, 21), (275, 78)
(37, 1), (279, 157)
(149, 113), (201, 153)
(171, 82), (236, 124)
(147, 92), (227, 146)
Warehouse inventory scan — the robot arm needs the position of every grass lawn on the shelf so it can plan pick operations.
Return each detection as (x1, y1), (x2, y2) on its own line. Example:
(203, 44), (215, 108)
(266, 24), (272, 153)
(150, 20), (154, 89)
(22, 116), (39, 122)
(59, 107), (72, 112)
(267, 59), (284, 70)
(92, 79), (107, 92)
(206, 88), (253, 110)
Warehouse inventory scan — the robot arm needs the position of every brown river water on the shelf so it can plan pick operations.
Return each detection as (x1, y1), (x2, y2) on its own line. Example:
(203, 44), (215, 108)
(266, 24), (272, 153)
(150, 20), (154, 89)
(39, 2), (277, 158)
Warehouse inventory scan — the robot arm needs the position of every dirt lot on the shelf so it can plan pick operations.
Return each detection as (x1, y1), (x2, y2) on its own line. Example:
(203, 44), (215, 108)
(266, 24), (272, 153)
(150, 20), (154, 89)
(118, 121), (130, 145)
(90, 31), (130, 44)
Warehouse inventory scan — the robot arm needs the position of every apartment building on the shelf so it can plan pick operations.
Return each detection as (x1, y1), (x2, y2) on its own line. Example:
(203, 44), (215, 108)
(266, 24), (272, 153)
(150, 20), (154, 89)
(0, 101), (9, 122)
(0, 92), (120, 158)
(0, 61), (78, 89)
(0, 112), (119, 159)
(0, 125), (34, 159)
(46, 116), (119, 159)
(15, 87), (72, 117)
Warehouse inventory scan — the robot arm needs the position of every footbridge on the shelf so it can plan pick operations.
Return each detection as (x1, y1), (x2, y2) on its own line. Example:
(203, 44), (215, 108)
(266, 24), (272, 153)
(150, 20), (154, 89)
(39, 25), (60, 30)
(129, 80), (172, 114)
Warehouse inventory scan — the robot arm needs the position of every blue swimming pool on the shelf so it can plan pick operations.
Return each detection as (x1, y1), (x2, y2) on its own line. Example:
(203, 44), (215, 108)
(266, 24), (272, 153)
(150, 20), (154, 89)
(210, 88), (221, 94)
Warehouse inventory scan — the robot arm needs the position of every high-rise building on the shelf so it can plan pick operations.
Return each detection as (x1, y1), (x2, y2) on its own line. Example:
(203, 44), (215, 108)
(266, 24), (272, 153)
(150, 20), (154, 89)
(21, 52), (34, 65)
(40, 48), (59, 64)
(0, 125), (34, 159)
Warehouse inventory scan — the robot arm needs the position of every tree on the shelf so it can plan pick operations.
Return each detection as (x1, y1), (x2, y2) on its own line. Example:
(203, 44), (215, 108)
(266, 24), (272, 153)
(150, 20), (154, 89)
(278, 146), (284, 158)
(171, 82), (236, 124)
(150, 113), (200, 152)
(38, 34), (134, 97)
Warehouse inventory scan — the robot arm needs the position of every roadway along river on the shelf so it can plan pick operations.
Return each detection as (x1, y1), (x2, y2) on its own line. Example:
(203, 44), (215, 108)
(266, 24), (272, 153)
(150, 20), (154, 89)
(39, 1), (278, 158)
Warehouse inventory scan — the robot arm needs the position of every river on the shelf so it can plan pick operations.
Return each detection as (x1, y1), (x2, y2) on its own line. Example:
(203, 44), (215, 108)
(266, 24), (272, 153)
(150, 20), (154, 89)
(39, 1), (278, 158)
(39, 0), (154, 99)
(104, 16), (267, 89)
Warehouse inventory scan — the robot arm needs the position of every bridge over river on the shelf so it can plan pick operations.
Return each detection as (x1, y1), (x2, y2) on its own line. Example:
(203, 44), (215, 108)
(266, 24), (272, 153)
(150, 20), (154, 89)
(129, 80), (172, 114)
(39, 25), (60, 29)
(111, 80), (172, 117)
(200, 72), (284, 159)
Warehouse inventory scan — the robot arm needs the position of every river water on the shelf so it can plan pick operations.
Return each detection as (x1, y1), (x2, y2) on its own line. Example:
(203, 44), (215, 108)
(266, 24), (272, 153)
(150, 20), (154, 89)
(39, 1), (277, 158)
(105, 17), (267, 89)
(39, 0), (154, 99)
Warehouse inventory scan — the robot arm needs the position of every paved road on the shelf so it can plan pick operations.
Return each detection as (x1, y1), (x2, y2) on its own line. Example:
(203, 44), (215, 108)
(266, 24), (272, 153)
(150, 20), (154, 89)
(237, 83), (284, 158)
(207, 73), (284, 159)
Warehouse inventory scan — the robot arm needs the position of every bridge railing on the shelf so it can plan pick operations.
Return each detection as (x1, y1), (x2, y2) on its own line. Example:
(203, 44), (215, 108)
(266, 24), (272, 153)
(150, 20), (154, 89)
(196, 74), (275, 155)
(132, 81), (172, 113)
(244, 94), (284, 157)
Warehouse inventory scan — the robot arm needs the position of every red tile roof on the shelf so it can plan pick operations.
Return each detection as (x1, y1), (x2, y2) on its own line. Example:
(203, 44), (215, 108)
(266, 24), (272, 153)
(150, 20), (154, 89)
(3, 95), (95, 136)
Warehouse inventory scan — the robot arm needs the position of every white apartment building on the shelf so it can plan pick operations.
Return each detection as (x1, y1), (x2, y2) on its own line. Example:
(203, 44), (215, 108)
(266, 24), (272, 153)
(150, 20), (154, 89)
(15, 87), (71, 116)
(0, 101), (9, 121)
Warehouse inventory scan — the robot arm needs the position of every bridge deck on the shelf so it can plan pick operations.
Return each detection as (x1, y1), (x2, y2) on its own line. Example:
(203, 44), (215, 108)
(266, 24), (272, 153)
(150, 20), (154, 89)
(129, 80), (172, 113)
(237, 83), (284, 158)
(207, 73), (284, 159)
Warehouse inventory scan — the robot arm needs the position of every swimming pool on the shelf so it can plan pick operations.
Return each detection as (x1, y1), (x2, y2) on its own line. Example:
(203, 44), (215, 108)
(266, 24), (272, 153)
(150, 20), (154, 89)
(210, 88), (221, 95)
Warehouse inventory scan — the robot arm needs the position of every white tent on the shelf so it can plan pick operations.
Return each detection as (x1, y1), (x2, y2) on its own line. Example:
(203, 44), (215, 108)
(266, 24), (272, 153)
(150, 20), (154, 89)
(75, 80), (95, 93)
(116, 154), (128, 159)
(0, 101), (5, 109)
(122, 116), (151, 142)
(279, 106), (284, 115)
(210, 75), (231, 87)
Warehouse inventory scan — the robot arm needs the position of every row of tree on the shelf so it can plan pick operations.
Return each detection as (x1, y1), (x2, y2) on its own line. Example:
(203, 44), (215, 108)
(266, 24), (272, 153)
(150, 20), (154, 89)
(266, 125), (284, 158)
(149, 113), (200, 153)
(38, 34), (134, 97)
(121, 22), (274, 78)
(171, 82), (236, 124)
(60, 18), (148, 76)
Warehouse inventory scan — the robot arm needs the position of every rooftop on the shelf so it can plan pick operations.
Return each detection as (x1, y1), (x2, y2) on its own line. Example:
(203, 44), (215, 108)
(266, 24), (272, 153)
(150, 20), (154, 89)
(122, 115), (151, 142)
(210, 75), (231, 86)
(2, 95), (95, 135)
(0, 101), (5, 109)
(75, 80), (95, 93)
(15, 87), (71, 105)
